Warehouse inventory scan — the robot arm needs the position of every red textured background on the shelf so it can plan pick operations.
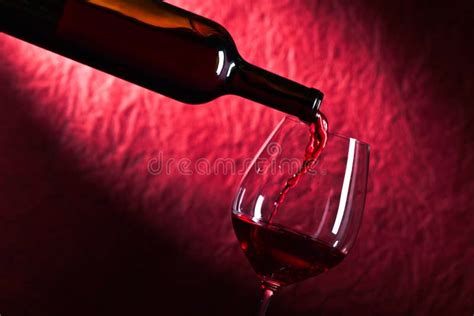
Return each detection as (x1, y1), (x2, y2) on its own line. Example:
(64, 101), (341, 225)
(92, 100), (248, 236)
(0, 0), (473, 315)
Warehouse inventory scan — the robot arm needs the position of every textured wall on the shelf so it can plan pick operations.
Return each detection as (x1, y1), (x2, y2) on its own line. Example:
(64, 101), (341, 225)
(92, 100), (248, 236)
(0, 0), (473, 315)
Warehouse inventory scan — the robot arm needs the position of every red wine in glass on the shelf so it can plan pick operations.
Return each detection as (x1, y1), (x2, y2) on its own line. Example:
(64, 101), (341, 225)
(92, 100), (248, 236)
(231, 115), (369, 315)
(232, 213), (345, 287)
(234, 112), (335, 288)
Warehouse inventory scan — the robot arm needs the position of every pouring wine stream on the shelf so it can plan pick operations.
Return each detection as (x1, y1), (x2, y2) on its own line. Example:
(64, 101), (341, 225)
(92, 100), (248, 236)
(269, 113), (329, 223)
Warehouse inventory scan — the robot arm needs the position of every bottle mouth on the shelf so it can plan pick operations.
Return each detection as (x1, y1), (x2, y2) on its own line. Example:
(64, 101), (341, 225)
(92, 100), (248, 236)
(297, 88), (323, 123)
(310, 88), (324, 113)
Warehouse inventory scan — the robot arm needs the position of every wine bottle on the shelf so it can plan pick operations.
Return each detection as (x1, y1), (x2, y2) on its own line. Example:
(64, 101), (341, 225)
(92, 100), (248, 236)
(0, 0), (323, 121)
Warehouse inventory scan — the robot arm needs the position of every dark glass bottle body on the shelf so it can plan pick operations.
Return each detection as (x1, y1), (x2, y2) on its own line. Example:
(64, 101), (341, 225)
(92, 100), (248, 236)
(0, 0), (323, 121)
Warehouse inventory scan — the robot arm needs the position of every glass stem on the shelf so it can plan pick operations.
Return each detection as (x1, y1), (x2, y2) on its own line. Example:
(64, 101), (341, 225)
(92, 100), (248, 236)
(256, 282), (279, 316)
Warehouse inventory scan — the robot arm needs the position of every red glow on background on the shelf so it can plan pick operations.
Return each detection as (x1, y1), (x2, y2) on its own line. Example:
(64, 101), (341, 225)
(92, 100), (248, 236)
(0, 0), (472, 315)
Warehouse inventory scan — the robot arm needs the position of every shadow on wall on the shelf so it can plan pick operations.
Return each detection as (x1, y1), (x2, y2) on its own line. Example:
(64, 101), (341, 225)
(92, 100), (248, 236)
(0, 63), (251, 315)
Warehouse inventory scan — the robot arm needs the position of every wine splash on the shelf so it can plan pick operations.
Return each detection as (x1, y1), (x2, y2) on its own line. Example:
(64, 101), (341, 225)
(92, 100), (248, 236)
(269, 113), (328, 222)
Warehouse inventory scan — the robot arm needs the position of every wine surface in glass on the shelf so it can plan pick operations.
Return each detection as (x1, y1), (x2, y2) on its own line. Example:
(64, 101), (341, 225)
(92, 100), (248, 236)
(232, 213), (345, 286)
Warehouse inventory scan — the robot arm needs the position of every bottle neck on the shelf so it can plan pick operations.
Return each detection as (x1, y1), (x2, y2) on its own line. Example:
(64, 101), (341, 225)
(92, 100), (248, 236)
(228, 58), (323, 122)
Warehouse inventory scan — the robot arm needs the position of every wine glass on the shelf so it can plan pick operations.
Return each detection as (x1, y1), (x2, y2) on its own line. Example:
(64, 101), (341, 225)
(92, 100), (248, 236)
(231, 116), (369, 315)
